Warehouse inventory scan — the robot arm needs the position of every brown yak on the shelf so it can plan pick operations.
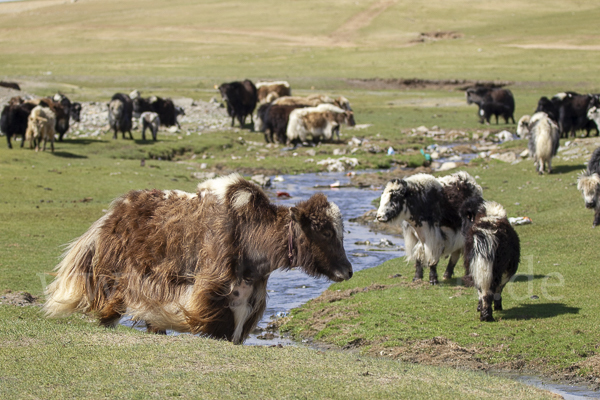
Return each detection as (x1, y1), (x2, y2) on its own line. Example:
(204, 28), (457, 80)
(44, 174), (353, 344)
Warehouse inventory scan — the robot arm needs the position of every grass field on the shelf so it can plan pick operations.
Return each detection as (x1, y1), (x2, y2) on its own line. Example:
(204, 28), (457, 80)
(2, 0), (600, 397)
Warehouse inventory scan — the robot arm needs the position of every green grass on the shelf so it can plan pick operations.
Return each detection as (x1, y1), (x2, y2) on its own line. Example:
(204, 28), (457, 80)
(0, 308), (554, 400)
(1, 0), (599, 396)
(281, 144), (600, 378)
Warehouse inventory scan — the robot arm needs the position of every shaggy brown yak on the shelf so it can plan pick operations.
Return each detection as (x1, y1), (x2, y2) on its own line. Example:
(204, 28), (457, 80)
(44, 174), (353, 344)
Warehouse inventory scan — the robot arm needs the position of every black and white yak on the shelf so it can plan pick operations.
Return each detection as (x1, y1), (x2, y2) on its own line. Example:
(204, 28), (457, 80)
(44, 173), (353, 344)
(526, 112), (560, 174)
(577, 146), (600, 227)
(376, 171), (483, 284)
(460, 197), (520, 322)
(140, 111), (160, 141)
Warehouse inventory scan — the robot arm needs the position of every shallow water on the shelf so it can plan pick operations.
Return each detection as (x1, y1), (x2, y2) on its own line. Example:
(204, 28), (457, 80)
(121, 171), (403, 344)
(245, 171), (402, 345)
(119, 170), (599, 398)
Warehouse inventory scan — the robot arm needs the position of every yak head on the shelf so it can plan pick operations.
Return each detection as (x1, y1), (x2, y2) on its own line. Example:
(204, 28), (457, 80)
(465, 87), (489, 106)
(578, 170), (600, 210)
(587, 106), (600, 122)
(376, 179), (409, 224)
(289, 194), (353, 282)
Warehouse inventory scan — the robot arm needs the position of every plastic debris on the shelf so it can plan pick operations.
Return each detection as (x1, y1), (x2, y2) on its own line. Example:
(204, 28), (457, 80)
(387, 146), (395, 155)
(276, 191), (291, 198)
(420, 149), (432, 161)
(509, 216), (532, 225)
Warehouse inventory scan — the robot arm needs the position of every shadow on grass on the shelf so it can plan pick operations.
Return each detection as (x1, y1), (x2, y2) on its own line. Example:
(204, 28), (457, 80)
(500, 303), (580, 320)
(552, 164), (586, 174)
(52, 151), (88, 159)
(64, 138), (108, 145)
(511, 274), (548, 282)
(133, 139), (158, 145)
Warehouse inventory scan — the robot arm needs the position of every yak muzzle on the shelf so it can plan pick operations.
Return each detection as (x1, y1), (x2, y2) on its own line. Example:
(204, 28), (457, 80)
(586, 201), (596, 209)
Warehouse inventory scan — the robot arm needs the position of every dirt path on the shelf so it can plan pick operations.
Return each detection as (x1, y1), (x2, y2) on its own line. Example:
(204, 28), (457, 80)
(0, 0), (66, 15)
(330, 0), (397, 43)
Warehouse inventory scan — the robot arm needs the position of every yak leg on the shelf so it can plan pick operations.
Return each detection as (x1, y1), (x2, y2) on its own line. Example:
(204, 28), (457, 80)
(593, 208), (600, 227)
(6, 134), (13, 149)
(229, 280), (253, 345)
(128, 130), (134, 140)
(480, 291), (494, 322)
(98, 299), (125, 328)
(442, 250), (461, 280)
(429, 262), (439, 285)
(413, 259), (424, 282)
(146, 322), (167, 335)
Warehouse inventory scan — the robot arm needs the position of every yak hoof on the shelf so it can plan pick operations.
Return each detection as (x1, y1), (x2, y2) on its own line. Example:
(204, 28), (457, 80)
(442, 272), (451, 280)
(480, 314), (495, 322)
(429, 279), (438, 285)
(412, 277), (422, 283)
(462, 275), (474, 287)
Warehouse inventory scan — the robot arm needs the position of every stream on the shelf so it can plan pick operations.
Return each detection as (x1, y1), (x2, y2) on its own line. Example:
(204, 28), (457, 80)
(121, 169), (598, 399)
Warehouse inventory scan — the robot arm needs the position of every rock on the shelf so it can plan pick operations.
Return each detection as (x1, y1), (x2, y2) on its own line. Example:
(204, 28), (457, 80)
(520, 149), (530, 158)
(333, 148), (347, 156)
(437, 162), (458, 171)
(495, 130), (516, 142)
(191, 172), (217, 180)
(305, 149), (316, 157)
(348, 137), (363, 146)
(490, 152), (517, 163)
(251, 174), (271, 187)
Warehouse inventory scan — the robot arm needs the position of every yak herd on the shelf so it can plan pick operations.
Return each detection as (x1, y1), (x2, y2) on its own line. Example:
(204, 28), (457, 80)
(0, 80), (597, 341)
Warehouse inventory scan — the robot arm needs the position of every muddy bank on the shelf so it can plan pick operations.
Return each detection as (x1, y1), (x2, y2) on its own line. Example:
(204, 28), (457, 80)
(345, 78), (513, 91)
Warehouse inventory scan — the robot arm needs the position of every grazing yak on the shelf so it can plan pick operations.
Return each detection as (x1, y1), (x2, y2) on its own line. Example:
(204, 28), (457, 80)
(53, 93), (82, 136)
(108, 93), (134, 139)
(0, 81), (20, 91)
(286, 104), (355, 145)
(25, 105), (56, 152)
(44, 174), (353, 344)
(255, 103), (308, 144)
(577, 146), (600, 227)
(525, 112), (560, 174)
(132, 95), (182, 128)
(272, 95), (353, 112)
(1, 100), (37, 148)
(376, 171), (483, 284)
(460, 197), (520, 322)
(217, 80), (257, 129)
(466, 87), (515, 124)
(536, 92), (597, 138)
(256, 81), (291, 104)
(140, 111), (160, 141)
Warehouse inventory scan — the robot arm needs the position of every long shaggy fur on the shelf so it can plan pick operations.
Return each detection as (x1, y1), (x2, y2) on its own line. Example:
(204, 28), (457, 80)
(286, 103), (355, 144)
(44, 174), (352, 344)
(461, 198), (520, 322)
(527, 112), (560, 174)
(376, 171), (483, 284)
(25, 105), (56, 152)
(577, 148), (600, 227)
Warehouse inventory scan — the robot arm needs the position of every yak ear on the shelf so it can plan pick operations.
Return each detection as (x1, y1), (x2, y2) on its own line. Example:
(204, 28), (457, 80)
(290, 207), (311, 229)
(400, 182), (408, 195)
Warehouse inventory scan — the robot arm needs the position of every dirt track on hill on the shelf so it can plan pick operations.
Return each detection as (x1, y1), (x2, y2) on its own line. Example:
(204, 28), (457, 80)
(330, 0), (397, 43)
